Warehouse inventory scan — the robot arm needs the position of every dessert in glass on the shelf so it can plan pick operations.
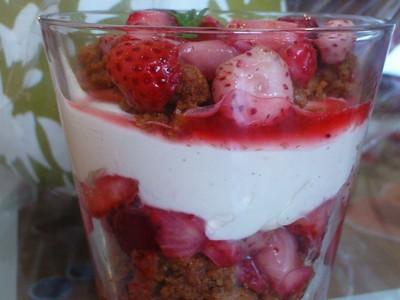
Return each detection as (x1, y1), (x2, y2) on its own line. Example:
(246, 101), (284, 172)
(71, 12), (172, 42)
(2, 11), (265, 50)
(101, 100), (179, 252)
(39, 9), (394, 300)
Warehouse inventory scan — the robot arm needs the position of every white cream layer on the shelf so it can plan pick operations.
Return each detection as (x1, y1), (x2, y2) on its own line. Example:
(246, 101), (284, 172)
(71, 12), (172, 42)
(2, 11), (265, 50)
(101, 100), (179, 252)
(58, 95), (367, 241)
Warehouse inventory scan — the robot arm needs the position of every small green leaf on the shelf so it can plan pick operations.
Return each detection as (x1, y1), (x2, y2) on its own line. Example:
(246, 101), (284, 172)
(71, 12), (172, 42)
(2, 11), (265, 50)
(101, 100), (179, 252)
(172, 8), (208, 27)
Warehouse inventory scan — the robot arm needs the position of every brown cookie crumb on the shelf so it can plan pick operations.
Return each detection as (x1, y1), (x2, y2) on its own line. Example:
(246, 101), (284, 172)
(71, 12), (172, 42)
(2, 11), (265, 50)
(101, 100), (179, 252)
(174, 64), (211, 112)
(129, 251), (260, 300)
(78, 41), (115, 90)
(294, 54), (357, 106)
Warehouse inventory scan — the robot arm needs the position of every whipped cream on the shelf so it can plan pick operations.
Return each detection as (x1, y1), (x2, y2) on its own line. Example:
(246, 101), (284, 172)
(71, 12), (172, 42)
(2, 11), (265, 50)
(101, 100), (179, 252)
(58, 93), (367, 240)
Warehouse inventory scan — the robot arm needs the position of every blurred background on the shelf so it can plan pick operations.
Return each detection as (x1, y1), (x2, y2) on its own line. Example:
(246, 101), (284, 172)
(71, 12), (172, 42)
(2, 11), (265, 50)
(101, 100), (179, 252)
(0, 0), (399, 299)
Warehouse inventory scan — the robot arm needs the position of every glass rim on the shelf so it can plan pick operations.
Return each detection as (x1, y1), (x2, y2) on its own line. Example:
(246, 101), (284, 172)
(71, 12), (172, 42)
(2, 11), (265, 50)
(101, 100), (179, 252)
(38, 10), (395, 33)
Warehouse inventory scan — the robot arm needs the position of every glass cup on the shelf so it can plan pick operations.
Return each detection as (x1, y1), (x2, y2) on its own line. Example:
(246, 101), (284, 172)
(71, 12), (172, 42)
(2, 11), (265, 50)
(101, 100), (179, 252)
(39, 11), (394, 300)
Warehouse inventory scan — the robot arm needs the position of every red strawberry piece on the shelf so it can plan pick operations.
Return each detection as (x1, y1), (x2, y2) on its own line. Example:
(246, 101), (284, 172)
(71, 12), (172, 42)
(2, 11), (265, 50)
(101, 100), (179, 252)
(200, 15), (222, 28)
(212, 47), (293, 126)
(238, 258), (268, 293)
(149, 208), (206, 258)
(315, 19), (355, 64)
(81, 174), (138, 218)
(280, 41), (317, 87)
(108, 202), (157, 253)
(278, 15), (319, 28)
(242, 231), (274, 255)
(287, 199), (335, 259)
(106, 38), (181, 112)
(197, 16), (223, 40)
(126, 10), (177, 26)
(179, 40), (238, 80)
(227, 20), (300, 53)
(252, 228), (301, 288)
(276, 266), (314, 298)
(202, 240), (242, 267)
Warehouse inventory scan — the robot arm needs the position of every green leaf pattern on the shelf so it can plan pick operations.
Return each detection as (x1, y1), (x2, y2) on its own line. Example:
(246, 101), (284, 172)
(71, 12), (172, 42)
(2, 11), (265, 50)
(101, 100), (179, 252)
(0, 0), (282, 192)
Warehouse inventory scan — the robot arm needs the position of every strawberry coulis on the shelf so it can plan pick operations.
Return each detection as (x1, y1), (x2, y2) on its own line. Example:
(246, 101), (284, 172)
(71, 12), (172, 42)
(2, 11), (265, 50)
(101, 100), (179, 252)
(69, 97), (371, 148)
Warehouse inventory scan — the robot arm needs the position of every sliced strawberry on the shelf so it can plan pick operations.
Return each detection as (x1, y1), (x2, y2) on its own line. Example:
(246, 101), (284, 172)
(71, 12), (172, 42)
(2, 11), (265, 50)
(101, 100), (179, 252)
(212, 47), (293, 126)
(108, 201), (157, 253)
(106, 38), (181, 112)
(237, 258), (268, 294)
(149, 208), (206, 258)
(287, 199), (335, 259)
(126, 10), (177, 26)
(81, 174), (138, 218)
(202, 240), (242, 267)
(315, 19), (355, 64)
(252, 229), (301, 288)
(280, 41), (317, 87)
(179, 40), (238, 80)
(276, 266), (314, 298)
(227, 20), (300, 53)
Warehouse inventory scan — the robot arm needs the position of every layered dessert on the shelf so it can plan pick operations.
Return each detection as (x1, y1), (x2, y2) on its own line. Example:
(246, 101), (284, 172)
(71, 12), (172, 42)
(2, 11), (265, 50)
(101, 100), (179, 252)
(60, 10), (369, 300)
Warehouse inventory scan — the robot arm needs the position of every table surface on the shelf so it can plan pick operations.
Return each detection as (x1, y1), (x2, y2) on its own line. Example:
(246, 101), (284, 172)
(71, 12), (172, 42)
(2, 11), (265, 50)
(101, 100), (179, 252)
(2, 76), (400, 300)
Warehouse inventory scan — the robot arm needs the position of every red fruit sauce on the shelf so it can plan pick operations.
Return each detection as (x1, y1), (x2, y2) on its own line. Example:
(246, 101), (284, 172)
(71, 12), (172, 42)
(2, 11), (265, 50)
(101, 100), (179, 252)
(70, 97), (371, 148)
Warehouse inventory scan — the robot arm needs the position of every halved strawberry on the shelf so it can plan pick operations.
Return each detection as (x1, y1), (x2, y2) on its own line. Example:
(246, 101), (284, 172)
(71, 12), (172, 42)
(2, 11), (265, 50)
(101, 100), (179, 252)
(212, 47), (293, 126)
(280, 41), (317, 87)
(287, 199), (335, 259)
(179, 40), (238, 80)
(202, 240), (242, 267)
(252, 228), (301, 287)
(126, 10), (177, 26)
(81, 174), (138, 218)
(149, 208), (206, 258)
(106, 38), (181, 113)
(227, 20), (300, 53)
(315, 19), (355, 64)
(237, 258), (268, 294)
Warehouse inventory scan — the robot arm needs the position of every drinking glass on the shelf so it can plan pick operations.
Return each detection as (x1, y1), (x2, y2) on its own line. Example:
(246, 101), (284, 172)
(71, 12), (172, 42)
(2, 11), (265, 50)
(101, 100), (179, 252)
(39, 11), (394, 300)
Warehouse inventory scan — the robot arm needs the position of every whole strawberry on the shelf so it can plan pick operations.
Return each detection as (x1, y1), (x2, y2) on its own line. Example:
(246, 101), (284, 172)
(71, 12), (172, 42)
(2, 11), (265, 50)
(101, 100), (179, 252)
(106, 39), (181, 112)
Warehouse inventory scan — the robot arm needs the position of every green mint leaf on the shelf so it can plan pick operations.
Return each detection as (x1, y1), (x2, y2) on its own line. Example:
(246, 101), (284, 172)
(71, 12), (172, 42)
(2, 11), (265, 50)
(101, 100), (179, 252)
(172, 8), (209, 27)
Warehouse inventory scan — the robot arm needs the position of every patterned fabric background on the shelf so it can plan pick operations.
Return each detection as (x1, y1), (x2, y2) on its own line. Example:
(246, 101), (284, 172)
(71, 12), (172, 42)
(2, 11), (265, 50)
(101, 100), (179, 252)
(0, 0), (280, 192)
(0, 0), (282, 193)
